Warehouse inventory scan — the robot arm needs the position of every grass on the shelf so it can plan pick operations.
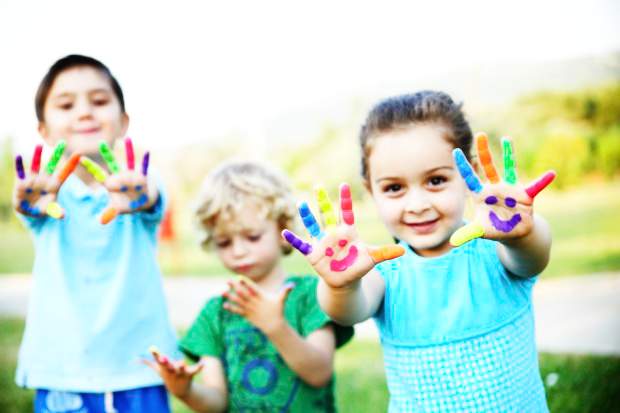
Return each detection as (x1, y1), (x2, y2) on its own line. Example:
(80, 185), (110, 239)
(2, 317), (619, 413)
(2, 181), (620, 277)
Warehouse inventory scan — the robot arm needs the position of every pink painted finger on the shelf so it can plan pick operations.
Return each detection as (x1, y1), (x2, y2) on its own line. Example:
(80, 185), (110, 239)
(125, 137), (135, 170)
(142, 152), (150, 176)
(15, 155), (25, 180)
(340, 183), (354, 225)
(525, 170), (556, 199)
(31, 144), (43, 173)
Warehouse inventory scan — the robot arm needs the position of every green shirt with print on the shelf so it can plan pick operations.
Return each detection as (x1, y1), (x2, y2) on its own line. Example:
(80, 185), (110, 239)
(179, 275), (354, 413)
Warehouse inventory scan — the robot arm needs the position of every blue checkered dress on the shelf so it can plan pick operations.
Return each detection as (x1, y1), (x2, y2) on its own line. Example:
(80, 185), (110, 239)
(374, 238), (548, 412)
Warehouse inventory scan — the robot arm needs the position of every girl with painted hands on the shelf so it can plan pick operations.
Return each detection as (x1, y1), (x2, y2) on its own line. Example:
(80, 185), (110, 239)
(13, 55), (177, 413)
(147, 161), (353, 413)
(284, 91), (555, 412)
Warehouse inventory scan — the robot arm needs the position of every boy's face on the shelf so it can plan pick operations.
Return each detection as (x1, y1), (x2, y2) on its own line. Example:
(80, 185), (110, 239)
(367, 123), (468, 257)
(213, 204), (285, 282)
(38, 66), (128, 158)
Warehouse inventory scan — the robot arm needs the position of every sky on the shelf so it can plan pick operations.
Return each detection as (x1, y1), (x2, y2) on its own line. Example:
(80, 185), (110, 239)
(0, 0), (618, 155)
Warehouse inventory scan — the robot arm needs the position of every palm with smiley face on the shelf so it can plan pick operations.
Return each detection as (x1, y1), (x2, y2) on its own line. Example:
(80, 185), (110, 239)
(282, 184), (404, 288)
(450, 133), (556, 246)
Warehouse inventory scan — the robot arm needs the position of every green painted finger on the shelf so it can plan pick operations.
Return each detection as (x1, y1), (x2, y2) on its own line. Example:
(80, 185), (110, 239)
(80, 157), (107, 183)
(315, 187), (337, 228)
(99, 141), (120, 174)
(45, 140), (66, 174)
(502, 137), (517, 185)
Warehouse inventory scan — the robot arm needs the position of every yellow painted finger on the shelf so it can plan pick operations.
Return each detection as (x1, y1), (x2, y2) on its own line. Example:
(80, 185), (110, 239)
(449, 222), (484, 246)
(45, 202), (64, 219)
(476, 132), (500, 183)
(315, 186), (337, 228)
(80, 156), (107, 183)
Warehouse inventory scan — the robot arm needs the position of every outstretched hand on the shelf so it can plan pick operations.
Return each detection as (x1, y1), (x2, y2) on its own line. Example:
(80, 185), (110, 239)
(450, 132), (556, 246)
(143, 346), (203, 399)
(13, 141), (80, 219)
(81, 137), (155, 224)
(282, 183), (404, 289)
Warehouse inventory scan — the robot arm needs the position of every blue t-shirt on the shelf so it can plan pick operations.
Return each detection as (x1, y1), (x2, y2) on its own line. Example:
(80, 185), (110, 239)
(16, 174), (179, 392)
(373, 238), (548, 412)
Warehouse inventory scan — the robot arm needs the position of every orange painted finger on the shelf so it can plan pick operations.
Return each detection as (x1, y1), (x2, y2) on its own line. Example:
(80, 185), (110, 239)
(100, 207), (119, 224)
(476, 132), (500, 183)
(369, 245), (405, 263)
(57, 153), (81, 184)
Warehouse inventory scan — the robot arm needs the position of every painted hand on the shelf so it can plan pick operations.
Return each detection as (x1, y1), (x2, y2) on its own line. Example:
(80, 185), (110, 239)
(282, 183), (404, 288)
(450, 132), (556, 246)
(13, 141), (80, 219)
(222, 276), (294, 335)
(81, 137), (153, 224)
(143, 346), (203, 399)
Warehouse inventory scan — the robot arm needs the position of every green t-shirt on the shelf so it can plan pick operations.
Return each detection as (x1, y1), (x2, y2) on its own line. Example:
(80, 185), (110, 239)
(179, 275), (354, 413)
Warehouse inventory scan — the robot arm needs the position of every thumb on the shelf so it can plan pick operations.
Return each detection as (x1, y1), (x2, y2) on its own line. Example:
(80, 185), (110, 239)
(278, 281), (296, 303)
(368, 244), (405, 264)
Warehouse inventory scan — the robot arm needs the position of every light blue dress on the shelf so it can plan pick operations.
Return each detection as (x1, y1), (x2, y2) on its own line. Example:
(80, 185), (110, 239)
(16, 174), (179, 392)
(373, 238), (548, 412)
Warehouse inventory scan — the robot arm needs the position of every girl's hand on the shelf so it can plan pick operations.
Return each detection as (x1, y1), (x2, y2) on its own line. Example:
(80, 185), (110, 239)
(451, 132), (556, 246)
(281, 183), (404, 289)
(13, 141), (80, 219)
(222, 276), (294, 335)
(81, 137), (156, 224)
(144, 346), (204, 399)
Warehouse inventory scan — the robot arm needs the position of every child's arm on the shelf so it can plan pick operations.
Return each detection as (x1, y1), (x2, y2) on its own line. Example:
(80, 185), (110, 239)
(450, 133), (555, 277)
(224, 278), (333, 387)
(281, 184), (404, 325)
(146, 348), (227, 413)
(13, 141), (79, 220)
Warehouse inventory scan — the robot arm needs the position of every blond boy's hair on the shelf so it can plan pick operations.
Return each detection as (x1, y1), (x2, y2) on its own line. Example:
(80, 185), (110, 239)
(195, 160), (297, 254)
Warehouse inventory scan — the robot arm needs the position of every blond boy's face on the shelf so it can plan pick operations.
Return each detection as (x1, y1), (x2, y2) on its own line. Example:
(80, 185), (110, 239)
(39, 66), (128, 158)
(212, 204), (286, 282)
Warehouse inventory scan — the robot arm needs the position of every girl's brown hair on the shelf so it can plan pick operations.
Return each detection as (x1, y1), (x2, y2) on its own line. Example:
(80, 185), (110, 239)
(359, 90), (473, 183)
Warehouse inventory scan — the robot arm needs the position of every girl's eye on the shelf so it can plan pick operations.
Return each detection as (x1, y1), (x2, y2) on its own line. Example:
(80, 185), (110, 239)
(383, 183), (402, 193)
(92, 98), (109, 106)
(58, 102), (73, 110)
(428, 176), (447, 187)
(247, 234), (262, 242)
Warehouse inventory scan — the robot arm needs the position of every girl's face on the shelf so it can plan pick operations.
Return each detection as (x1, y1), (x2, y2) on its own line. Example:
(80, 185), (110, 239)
(38, 66), (128, 158)
(213, 204), (286, 283)
(367, 123), (468, 257)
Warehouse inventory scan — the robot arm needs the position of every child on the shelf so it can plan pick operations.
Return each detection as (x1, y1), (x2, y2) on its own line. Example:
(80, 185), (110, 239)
(13, 55), (178, 412)
(146, 160), (354, 412)
(283, 91), (556, 412)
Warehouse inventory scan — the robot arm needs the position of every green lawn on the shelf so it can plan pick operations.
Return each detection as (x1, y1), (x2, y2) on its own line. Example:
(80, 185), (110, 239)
(2, 317), (619, 413)
(2, 181), (620, 277)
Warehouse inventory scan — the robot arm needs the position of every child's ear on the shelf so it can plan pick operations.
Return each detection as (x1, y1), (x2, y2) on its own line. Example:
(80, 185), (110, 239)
(38, 122), (55, 147)
(120, 113), (130, 136)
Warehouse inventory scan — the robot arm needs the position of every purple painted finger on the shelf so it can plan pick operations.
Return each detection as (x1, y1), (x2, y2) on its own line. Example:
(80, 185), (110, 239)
(282, 230), (313, 255)
(15, 155), (25, 180)
(142, 152), (150, 176)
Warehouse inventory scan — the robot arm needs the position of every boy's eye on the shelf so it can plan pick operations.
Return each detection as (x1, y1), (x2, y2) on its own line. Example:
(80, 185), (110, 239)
(58, 102), (73, 110)
(92, 96), (110, 106)
(215, 239), (231, 248)
(247, 234), (262, 242)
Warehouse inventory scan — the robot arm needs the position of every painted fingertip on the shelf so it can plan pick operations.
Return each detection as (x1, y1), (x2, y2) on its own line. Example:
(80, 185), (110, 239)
(46, 202), (64, 219)
(100, 208), (119, 225)
(142, 152), (150, 176)
(125, 137), (135, 170)
(15, 155), (25, 180)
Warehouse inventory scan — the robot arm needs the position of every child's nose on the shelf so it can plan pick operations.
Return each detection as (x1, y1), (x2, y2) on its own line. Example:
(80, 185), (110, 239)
(404, 190), (431, 214)
(75, 98), (94, 119)
(231, 240), (249, 257)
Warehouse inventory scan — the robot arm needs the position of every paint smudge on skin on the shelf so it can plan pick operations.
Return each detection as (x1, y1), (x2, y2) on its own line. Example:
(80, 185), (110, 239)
(330, 245), (358, 272)
(489, 211), (521, 232)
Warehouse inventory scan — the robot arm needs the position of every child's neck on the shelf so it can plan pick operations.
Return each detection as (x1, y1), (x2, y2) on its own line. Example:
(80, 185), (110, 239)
(254, 263), (288, 292)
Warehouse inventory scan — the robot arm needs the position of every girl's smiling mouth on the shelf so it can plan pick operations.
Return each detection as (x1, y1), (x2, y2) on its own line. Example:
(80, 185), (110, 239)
(405, 218), (439, 234)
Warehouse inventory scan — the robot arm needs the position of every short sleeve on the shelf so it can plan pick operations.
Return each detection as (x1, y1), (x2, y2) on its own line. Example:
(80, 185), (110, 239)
(179, 297), (224, 361)
(292, 276), (354, 349)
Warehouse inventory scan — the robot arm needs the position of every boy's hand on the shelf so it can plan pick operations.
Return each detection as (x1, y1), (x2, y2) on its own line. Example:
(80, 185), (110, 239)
(281, 184), (404, 289)
(143, 346), (203, 399)
(81, 137), (157, 224)
(222, 276), (294, 336)
(13, 141), (80, 219)
(451, 132), (556, 246)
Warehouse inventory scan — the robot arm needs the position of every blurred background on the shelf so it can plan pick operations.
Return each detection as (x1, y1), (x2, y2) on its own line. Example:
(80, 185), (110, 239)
(0, 1), (619, 412)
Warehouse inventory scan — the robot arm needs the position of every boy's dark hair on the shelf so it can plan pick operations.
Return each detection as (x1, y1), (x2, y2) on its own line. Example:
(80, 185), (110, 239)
(359, 90), (473, 182)
(35, 54), (126, 122)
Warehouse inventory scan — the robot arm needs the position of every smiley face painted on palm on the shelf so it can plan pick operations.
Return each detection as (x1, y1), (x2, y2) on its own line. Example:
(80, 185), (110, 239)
(485, 195), (521, 232)
(325, 239), (359, 272)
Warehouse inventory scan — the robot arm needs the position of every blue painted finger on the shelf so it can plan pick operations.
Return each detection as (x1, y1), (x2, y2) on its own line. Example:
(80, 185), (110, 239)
(298, 202), (323, 238)
(453, 148), (483, 193)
